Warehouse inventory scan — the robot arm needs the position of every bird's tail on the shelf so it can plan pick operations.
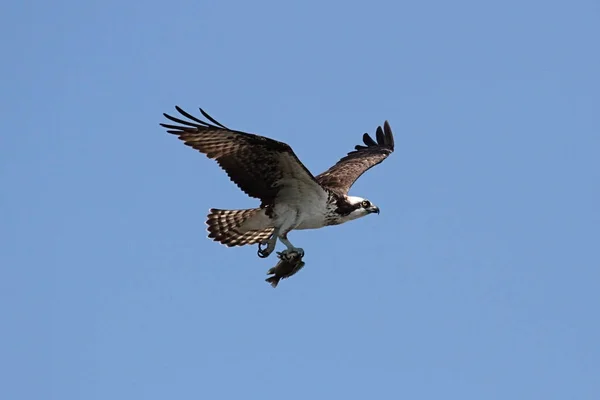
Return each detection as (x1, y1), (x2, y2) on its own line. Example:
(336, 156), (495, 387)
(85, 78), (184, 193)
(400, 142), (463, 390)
(206, 208), (274, 247)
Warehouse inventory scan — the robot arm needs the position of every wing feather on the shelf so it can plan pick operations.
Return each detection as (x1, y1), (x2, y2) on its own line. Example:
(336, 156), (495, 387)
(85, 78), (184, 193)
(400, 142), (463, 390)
(160, 107), (322, 204)
(316, 121), (395, 195)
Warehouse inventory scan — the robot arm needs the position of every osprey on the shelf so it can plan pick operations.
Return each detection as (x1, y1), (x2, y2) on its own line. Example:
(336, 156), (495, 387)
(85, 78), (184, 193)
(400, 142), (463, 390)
(160, 106), (395, 259)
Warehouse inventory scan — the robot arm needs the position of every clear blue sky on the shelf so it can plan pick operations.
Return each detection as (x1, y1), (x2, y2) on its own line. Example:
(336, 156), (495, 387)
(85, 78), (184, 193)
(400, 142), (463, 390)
(2, 0), (599, 399)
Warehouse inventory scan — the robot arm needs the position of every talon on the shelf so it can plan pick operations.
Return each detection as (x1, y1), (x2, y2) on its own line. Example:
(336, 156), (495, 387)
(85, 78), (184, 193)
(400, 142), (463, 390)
(288, 248), (304, 258)
(258, 250), (269, 258)
(258, 242), (272, 258)
(277, 248), (303, 262)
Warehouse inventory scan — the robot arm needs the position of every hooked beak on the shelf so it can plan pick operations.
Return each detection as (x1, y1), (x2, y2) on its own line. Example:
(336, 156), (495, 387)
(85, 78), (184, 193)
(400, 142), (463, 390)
(368, 205), (380, 215)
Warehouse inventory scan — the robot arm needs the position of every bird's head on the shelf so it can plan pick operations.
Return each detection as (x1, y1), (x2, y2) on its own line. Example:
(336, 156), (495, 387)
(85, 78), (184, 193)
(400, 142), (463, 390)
(344, 195), (380, 220)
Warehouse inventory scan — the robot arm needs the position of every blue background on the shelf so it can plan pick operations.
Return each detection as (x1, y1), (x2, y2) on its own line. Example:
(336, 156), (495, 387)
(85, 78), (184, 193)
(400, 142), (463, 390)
(2, 0), (599, 398)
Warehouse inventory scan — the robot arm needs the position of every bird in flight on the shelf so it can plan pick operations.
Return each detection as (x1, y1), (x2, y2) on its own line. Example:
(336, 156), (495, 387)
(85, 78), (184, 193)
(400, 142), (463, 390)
(160, 106), (395, 260)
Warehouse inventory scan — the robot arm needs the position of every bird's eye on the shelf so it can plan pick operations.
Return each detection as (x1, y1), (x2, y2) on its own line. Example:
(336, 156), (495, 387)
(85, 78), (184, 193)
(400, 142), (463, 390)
(361, 200), (371, 208)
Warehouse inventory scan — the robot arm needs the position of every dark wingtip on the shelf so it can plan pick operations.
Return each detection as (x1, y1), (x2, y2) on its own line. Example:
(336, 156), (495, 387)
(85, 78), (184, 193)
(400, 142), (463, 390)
(358, 121), (394, 151)
(362, 133), (377, 147)
(383, 120), (394, 150)
(375, 126), (385, 146)
(160, 106), (230, 131)
(199, 107), (229, 129)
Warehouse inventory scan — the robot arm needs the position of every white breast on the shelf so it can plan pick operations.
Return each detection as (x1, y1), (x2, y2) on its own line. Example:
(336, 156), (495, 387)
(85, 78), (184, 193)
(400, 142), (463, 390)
(294, 201), (330, 230)
(273, 180), (330, 231)
(269, 153), (333, 232)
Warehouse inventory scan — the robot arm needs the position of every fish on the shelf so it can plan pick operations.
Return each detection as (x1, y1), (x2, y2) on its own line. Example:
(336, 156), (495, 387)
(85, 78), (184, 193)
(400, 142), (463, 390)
(265, 251), (305, 288)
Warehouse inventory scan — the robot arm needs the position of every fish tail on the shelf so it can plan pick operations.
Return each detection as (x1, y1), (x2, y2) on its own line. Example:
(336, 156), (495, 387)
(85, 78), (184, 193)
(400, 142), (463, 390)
(265, 276), (280, 288)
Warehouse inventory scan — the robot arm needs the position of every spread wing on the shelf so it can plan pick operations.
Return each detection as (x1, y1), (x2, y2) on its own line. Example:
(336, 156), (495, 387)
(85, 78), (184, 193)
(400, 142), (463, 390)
(160, 106), (324, 205)
(316, 121), (395, 195)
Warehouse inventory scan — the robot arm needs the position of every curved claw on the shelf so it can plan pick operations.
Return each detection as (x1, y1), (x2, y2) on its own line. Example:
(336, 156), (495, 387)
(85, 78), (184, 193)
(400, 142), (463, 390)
(257, 242), (272, 258)
(258, 250), (269, 258)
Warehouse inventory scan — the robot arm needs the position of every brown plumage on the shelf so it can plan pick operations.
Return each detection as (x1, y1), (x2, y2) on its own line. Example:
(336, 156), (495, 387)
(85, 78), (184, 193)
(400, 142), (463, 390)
(206, 208), (274, 246)
(160, 106), (318, 207)
(316, 121), (395, 195)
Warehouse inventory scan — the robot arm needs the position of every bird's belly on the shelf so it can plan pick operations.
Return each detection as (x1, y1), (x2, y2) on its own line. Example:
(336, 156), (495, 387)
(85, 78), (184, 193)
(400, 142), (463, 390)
(294, 211), (327, 230)
(272, 204), (326, 231)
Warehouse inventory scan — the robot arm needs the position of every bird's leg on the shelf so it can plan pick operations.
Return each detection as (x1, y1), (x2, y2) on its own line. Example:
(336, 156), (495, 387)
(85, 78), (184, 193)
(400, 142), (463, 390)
(278, 234), (304, 259)
(257, 229), (278, 259)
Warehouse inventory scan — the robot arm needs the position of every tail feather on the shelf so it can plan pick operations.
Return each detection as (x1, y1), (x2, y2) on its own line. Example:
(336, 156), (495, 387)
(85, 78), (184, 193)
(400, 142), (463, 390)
(206, 208), (273, 247)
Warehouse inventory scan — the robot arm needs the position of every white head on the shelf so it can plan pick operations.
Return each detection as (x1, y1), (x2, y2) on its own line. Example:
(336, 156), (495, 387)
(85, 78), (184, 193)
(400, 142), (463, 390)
(342, 195), (380, 222)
